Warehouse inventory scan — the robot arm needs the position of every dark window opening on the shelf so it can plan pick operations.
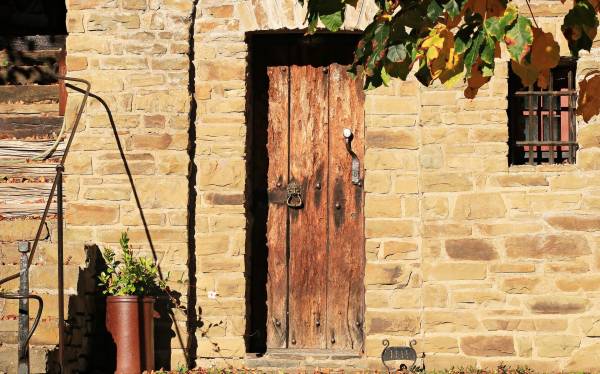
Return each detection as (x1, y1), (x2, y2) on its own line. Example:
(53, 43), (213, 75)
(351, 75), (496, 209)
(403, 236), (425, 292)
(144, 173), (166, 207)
(508, 59), (578, 166)
(0, 0), (67, 37)
(245, 32), (360, 354)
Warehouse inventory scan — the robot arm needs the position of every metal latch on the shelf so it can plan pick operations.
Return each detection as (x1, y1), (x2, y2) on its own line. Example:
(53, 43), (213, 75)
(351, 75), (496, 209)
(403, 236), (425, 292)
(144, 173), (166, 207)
(286, 181), (303, 208)
(343, 128), (361, 186)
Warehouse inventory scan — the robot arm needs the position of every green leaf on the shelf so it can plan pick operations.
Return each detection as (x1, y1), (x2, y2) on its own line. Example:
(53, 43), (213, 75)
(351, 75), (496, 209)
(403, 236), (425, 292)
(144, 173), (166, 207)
(443, 0), (460, 18)
(427, 0), (443, 21)
(480, 36), (496, 65)
(504, 15), (533, 63)
(464, 30), (484, 74)
(484, 4), (518, 40)
(455, 24), (475, 54)
(381, 65), (392, 86)
(387, 44), (407, 62)
(320, 9), (344, 31)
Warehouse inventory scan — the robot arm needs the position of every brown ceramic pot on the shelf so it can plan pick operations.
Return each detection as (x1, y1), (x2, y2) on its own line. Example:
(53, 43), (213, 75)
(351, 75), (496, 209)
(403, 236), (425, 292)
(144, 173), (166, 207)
(106, 296), (155, 374)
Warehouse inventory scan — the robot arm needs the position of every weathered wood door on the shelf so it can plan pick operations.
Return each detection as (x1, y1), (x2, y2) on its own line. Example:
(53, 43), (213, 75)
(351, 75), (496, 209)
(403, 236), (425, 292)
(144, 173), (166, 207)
(266, 64), (365, 352)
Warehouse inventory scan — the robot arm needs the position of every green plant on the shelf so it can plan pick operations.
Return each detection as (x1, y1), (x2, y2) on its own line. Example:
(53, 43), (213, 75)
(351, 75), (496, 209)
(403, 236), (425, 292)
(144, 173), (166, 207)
(98, 232), (165, 296)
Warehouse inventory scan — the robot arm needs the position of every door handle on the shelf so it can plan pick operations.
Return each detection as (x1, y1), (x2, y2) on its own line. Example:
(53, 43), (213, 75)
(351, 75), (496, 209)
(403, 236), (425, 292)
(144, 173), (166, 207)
(343, 128), (361, 186)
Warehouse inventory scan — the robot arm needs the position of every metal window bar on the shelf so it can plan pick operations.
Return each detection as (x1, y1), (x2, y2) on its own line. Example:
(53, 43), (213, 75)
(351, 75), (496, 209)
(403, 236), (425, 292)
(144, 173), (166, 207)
(512, 70), (577, 165)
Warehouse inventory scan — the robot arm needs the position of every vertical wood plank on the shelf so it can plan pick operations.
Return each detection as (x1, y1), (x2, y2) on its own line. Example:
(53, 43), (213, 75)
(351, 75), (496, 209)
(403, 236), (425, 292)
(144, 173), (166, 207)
(266, 66), (289, 349)
(288, 65), (329, 349)
(326, 63), (365, 351)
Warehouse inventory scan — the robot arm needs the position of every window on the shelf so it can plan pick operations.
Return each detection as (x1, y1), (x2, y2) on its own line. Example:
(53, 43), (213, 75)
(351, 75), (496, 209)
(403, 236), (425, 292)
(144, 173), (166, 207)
(508, 59), (577, 165)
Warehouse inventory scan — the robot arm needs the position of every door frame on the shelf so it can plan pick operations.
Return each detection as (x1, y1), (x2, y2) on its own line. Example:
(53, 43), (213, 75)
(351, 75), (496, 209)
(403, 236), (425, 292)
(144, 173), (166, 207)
(245, 32), (366, 355)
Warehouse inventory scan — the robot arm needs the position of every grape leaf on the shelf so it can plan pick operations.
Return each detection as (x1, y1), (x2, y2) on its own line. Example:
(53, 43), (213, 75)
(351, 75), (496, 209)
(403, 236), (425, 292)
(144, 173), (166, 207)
(504, 15), (533, 63)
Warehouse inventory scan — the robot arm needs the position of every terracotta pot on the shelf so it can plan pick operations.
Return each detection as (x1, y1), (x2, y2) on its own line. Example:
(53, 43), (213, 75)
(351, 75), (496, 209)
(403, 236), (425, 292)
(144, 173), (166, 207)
(106, 296), (155, 374)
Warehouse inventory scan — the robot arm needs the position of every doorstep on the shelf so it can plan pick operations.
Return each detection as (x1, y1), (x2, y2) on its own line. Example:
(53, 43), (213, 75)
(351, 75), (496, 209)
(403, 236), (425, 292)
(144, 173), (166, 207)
(245, 349), (369, 371)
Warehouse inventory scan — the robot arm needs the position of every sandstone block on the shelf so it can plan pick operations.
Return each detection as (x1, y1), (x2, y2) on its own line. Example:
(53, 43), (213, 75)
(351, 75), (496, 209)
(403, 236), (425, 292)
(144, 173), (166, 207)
(365, 149), (417, 170)
(578, 124), (600, 148)
(422, 172), (472, 192)
(488, 174), (548, 187)
(461, 336), (515, 356)
(196, 234), (229, 255)
(577, 316), (600, 337)
(420, 336), (459, 353)
(476, 222), (543, 236)
(365, 96), (419, 115)
(365, 195), (402, 218)
(388, 289), (420, 308)
(65, 203), (119, 225)
(423, 284), (448, 307)
(122, 0), (146, 10)
(0, 220), (48, 242)
(365, 219), (415, 238)
(197, 60), (245, 81)
(199, 256), (243, 273)
(527, 295), (589, 314)
(392, 175), (418, 193)
(420, 145), (444, 169)
(565, 343), (600, 372)
(445, 238), (498, 260)
(545, 215), (600, 231)
(501, 277), (542, 294)
(535, 335), (580, 358)
(423, 311), (479, 332)
(365, 262), (410, 286)
(198, 159), (245, 190)
(423, 262), (486, 281)
(366, 129), (418, 149)
(423, 223), (472, 238)
(136, 178), (188, 209)
(505, 234), (590, 259)
(423, 196), (448, 219)
(381, 240), (418, 260)
(453, 193), (506, 219)
(556, 275), (600, 291)
(83, 186), (131, 201)
(453, 289), (505, 304)
(490, 263), (536, 273)
(365, 310), (420, 334)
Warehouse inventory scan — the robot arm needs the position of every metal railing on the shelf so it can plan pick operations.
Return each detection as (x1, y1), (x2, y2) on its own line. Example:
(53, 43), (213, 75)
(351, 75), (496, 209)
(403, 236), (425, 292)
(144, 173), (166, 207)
(0, 75), (90, 373)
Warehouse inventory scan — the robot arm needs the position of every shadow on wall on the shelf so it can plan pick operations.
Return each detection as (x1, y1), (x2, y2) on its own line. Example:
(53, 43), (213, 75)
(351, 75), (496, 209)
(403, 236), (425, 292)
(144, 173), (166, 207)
(46, 244), (116, 373)
(50, 86), (190, 371)
(42, 246), (182, 372)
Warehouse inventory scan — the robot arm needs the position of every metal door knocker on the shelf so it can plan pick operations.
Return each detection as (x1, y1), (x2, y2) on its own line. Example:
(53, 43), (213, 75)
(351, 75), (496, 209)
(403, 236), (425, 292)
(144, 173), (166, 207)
(286, 181), (303, 208)
(381, 339), (425, 373)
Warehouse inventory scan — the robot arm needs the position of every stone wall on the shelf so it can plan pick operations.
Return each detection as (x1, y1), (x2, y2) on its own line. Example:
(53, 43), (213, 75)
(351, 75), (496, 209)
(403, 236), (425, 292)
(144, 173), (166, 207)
(4, 0), (600, 372)
(60, 0), (194, 370)
(194, 0), (600, 372)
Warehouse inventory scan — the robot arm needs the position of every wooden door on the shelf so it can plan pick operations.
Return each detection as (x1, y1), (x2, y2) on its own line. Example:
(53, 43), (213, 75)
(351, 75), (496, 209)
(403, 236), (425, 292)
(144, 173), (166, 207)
(266, 64), (365, 352)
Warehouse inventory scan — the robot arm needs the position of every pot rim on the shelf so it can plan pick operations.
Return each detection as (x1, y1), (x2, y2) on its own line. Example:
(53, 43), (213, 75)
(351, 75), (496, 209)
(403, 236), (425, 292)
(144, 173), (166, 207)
(106, 295), (155, 303)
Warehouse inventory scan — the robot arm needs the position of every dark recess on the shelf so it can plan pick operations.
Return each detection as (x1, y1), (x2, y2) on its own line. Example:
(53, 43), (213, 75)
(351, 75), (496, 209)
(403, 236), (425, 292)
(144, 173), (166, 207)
(244, 32), (360, 354)
(0, 0), (67, 37)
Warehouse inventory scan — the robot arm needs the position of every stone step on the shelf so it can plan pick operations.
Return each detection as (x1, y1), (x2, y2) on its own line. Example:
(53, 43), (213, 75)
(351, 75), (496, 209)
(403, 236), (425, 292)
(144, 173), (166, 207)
(0, 102), (59, 115)
(0, 115), (63, 140)
(0, 85), (59, 104)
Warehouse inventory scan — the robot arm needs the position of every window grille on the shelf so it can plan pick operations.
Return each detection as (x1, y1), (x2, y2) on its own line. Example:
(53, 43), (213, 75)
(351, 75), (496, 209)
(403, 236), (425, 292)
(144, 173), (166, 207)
(508, 60), (577, 165)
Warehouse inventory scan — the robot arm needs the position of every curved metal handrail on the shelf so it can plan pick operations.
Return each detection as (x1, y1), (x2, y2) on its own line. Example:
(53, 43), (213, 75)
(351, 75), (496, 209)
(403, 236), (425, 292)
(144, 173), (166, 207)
(0, 75), (90, 372)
